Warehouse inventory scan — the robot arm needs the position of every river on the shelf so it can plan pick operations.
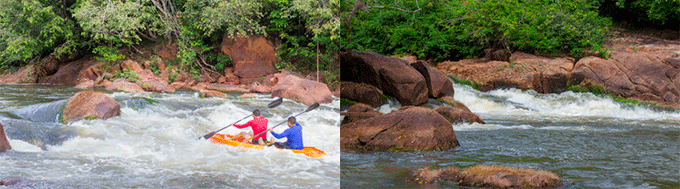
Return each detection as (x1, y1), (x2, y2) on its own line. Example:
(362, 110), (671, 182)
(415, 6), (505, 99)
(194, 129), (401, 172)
(0, 84), (340, 188)
(341, 83), (680, 188)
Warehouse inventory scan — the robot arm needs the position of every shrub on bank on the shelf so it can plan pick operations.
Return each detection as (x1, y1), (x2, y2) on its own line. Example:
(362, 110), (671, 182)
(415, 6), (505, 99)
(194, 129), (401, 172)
(344, 0), (612, 61)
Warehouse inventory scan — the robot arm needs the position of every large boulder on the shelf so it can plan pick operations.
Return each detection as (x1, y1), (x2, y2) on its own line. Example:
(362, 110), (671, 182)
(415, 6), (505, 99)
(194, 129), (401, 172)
(0, 122), (11, 153)
(41, 55), (101, 85)
(341, 51), (429, 106)
(570, 51), (680, 107)
(341, 106), (459, 152)
(106, 78), (146, 93)
(509, 52), (574, 93)
(434, 106), (485, 124)
(437, 59), (535, 92)
(62, 91), (121, 124)
(340, 81), (386, 107)
(410, 60), (455, 98)
(220, 35), (278, 84)
(340, 103), (383, 125)
(0, 64), (42, 83)
(271, 74), (333, 105)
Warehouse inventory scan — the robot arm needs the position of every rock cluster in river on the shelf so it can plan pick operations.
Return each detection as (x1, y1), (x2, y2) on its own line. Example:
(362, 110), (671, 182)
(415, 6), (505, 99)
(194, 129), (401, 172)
(407, 165), (563, 188)
(0, 122), (11, 153)
(438, 37), (680, 108)
(62, 91), (121, 124)
(341, 105), (461, 152)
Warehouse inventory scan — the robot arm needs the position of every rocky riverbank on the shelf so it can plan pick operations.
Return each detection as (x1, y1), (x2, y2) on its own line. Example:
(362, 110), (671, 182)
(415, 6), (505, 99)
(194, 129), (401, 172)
(436, 32), (680, 109)
(0, 35), (336, 106)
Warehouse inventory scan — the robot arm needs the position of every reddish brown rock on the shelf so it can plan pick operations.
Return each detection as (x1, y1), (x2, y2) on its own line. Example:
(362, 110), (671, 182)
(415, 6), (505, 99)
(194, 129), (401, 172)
(458, 165), (563, 188)
(97, 80), (113, 88)
(434, 106), (485, 124)
(407, 165), (563, 188)
(0, 122), (11, 153)
(340, 81), (385, 107)
(153, 43), (178, 61)
(41, 55), (101, 85)
(437, 59), (535, 92)
(75, 79), (95, 89)
(135, 69), (175, 93)
(437, 96), (471, 112)
(410, 60), (455, 98)
(0, 64), (42, 83)
(570, 51), (680, 107)
(239, 93), (257, 98)
(106, 78), (146, 93)
(221, 35), (278, 80)
(251, 85), (273, 93)
(341, 51), (429, 106)
(121, 60), (144, 72)
(200, 90), (228, 98)
(340, 103), (383, 125)
(62, 91), (121, 124)
(509, 52), (574, 93)
(271, 74), (333, 105)
(341, 106), (459, 152)
(206, 83), (250, 93)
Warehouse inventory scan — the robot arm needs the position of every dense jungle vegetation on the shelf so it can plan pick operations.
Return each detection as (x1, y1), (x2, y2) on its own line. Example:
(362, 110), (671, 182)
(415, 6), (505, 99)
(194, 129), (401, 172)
(342, 0), (680, 61)
(0, 0), (340, 88)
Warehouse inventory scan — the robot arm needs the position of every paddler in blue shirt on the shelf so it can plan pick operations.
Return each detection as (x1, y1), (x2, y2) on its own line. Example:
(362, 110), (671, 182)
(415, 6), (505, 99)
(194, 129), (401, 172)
(268, 116), (303, 150)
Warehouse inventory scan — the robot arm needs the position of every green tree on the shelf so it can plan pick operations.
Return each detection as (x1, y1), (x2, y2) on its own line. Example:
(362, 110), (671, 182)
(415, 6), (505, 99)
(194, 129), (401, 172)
(0, 0), (75, 70)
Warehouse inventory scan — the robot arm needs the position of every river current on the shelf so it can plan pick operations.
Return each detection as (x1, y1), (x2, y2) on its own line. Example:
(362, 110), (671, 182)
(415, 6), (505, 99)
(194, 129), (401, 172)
(342, 83), (680, 188)
(0, 84), (340, 188)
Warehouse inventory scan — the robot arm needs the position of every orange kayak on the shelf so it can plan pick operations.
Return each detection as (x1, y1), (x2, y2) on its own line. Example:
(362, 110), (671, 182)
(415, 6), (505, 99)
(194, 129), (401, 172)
(209, 134), (327, 158)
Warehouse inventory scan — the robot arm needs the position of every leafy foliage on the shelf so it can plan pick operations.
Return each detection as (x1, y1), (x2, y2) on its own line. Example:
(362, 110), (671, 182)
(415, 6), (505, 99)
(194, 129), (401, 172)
(112, 68), (140, 82)
(263, 0), (340, 88)
(601, 0), (680, 28)
(0, 0), (75, 69)
(344, 0), (612, 60)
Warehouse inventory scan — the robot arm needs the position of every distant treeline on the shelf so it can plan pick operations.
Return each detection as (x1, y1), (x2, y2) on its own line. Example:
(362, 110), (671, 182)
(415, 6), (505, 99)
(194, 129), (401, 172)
(0, 0), (340, 85)
(342, 0), (679, 61)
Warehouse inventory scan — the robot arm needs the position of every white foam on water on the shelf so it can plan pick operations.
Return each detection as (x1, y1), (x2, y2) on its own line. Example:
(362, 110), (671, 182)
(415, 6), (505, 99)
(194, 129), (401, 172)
(8, 139), (42, 152)
(38, 94), (340, 188)
(453, 83), (680, 124)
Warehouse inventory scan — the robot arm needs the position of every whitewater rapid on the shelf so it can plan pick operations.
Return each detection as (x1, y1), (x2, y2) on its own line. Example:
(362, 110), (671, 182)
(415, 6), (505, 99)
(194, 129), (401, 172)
(1, 86), (340, 188)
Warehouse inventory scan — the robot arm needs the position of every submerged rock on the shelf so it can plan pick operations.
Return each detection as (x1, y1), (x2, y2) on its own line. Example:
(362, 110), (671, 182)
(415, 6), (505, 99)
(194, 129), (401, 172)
(408, 165), (563, 188)
(434, 106), (485, 124)
(0, 122), (11, 153)
(341, 106), (459, 152)
(340, 103), (383, 125)
(62, 91), (121, 124)
(0, 178), (22, 186)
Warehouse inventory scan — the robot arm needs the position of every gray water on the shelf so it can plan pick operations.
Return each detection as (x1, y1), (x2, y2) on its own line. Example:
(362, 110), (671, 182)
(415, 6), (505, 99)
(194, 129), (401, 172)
(342, 84), (680, 188)
(0, 84), (340, 188)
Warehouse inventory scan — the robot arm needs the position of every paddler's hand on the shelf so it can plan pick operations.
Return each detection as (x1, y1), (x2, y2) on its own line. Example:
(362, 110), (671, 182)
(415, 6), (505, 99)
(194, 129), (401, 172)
(267, 127), (272, 132)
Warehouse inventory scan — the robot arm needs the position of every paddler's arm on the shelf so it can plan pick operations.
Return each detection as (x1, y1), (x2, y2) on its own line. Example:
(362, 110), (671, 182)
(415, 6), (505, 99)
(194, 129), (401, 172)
(269, 127), (286, 139)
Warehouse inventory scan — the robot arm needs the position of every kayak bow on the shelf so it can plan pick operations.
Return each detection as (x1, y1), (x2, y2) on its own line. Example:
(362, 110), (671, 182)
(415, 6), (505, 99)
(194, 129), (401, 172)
(209, 133), (327, 158)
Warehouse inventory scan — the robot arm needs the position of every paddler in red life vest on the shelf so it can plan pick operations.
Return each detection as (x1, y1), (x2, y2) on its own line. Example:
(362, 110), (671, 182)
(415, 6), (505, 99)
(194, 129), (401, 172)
(233, 109), (269, 146)
(268, 116), (304, 150)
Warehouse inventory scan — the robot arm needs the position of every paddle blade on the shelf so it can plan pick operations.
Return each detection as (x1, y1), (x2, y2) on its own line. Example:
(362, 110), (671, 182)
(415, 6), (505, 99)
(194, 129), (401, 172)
(202, 132), (216, 140)
(305, 103), (320, 112)
(267, 98), (283, 109)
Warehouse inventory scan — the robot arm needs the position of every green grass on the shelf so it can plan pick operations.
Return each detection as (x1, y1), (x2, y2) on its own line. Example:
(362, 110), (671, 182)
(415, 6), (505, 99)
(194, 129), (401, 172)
(83, 115), (98, 120)
(447, 75), (478, 90)
(341, 99), (358, 106)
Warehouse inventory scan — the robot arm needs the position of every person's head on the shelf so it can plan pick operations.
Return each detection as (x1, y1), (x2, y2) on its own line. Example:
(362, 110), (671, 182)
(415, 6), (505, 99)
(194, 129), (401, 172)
(253, 109), (261, 118)
(287, 116), (296, 127)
